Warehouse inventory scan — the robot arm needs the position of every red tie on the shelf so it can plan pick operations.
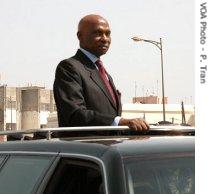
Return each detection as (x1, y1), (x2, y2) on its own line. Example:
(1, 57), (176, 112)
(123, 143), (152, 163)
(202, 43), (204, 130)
(95, 60), (116, 105)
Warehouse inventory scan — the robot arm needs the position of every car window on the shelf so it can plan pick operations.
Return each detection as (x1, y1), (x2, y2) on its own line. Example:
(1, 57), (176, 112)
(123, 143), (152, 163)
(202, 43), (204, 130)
(0, 156), (6, 165)
(125, 157), (194, 194)
(0, 155), (54, 194)
(44, 158), (104, 194)
(0, 155), (7, 169)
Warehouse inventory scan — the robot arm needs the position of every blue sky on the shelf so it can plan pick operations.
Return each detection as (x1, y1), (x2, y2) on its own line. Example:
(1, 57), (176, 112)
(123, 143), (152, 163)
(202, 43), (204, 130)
(0, 0), (194, 104)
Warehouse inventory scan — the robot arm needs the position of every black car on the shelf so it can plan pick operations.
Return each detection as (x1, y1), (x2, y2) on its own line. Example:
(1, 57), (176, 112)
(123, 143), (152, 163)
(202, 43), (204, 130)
(0, 126), (195, 194)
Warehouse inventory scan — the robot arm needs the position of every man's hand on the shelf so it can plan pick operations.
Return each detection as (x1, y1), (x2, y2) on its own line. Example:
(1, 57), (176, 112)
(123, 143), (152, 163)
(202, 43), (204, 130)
(119, 118), (150, 131)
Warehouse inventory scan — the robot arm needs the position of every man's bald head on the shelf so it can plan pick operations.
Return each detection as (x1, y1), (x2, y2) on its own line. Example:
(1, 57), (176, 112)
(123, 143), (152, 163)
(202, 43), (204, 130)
(77, 14), (111, 57)
(78, 15), (108, 32)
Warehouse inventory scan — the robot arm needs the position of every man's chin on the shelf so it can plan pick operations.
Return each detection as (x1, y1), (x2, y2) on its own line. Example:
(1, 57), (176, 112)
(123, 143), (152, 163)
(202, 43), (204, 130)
(90, 48), (109, 57)
(97, 49), (108, 57)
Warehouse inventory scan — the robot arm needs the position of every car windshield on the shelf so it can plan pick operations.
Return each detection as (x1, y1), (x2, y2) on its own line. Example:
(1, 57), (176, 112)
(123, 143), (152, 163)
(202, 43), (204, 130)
(124, 156), (194, 194)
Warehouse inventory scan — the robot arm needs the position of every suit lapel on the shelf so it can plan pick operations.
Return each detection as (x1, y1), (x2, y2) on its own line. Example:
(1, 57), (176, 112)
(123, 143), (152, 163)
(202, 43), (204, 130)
(74, 50), (117, 110)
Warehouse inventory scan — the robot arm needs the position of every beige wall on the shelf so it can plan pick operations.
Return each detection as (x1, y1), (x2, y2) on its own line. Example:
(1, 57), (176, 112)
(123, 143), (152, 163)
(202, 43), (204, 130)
(122, 104), (194, 125)
(1, 86), (56, 130)
(0, 86), (17, 130)
(40, 89), (50, 103)
(21, 111), (40, 129)
(0, 86), (5, 130)
(21, 89), (39, 112)
(46, 104), (195, 128)
(133, 95), (168, 104)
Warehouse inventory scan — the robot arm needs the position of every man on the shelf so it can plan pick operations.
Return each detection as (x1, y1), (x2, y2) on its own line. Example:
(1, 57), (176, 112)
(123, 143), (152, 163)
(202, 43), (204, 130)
(53, 14), (149, 131)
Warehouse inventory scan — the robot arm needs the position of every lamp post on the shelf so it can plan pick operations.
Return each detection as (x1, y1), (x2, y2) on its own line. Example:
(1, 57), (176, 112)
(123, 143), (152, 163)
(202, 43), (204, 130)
(132, 36), (166, 123)
(9, 96), (12, 130)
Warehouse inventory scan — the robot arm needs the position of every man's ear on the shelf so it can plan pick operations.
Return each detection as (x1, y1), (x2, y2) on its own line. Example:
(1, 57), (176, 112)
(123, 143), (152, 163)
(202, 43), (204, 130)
(77, 31), (81, 40)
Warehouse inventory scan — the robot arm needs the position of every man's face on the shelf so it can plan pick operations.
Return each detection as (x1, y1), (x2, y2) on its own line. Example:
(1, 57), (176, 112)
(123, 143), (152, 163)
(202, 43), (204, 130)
(78, 18), (111, 57)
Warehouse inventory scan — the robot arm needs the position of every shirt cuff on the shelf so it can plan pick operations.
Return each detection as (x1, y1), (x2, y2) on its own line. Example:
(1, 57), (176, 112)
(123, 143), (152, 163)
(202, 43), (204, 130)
(111, 116), (121, 126)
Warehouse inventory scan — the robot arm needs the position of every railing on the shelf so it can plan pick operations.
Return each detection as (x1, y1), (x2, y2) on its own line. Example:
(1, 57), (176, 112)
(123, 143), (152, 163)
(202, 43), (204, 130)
(0, 125), (195, 141)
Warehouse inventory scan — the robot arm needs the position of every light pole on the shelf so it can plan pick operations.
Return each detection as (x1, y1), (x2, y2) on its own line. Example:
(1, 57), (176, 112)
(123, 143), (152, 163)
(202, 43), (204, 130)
(132, 36), (166, 123)
(10, 96), (12, 130)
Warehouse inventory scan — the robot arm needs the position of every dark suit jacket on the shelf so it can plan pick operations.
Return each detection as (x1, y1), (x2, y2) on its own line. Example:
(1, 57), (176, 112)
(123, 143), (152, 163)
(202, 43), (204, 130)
(53, 49), (122, 127)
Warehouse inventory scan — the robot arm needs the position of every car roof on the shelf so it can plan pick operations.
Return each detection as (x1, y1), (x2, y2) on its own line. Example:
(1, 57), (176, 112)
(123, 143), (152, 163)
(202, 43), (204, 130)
(0, 135), (194, 159)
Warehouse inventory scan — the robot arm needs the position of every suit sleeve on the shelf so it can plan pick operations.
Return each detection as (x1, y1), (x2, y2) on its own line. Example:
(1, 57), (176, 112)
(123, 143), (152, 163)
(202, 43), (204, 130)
(53, 61), (115, 127)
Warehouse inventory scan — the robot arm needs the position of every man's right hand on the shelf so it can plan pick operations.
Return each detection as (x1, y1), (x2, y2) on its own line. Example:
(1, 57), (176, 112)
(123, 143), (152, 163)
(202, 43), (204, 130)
(119, 118), (150, 131)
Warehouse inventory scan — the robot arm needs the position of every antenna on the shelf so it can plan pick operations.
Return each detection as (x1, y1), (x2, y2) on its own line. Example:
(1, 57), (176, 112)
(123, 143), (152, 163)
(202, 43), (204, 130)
(152, 86), (155, 95)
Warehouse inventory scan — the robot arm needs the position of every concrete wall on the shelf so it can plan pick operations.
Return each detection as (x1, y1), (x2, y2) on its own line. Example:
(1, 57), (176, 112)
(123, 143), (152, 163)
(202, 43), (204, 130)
(0, 86), (17, 130)
(16, 88), (21, 130)
(0, 86), (56, 130)
(39, 89), (54, 126)
(50, 90), (55, 113)
(21, 88), (40, 129)
(47, 112), (58, 128)
(21, 111), (40, 129)
(40, 89), (50, 103)
(46, 103), (195, 127)
(122, 104), (195, 125)
(0, 86), (5, 130)
(133, 95), (168, 104)
(21, 89), (39, 111)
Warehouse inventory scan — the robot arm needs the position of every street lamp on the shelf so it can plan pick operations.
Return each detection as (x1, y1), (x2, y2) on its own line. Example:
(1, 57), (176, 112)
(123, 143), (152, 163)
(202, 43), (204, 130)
(132, 36), (167, 123)
(9, 96), (13, 130)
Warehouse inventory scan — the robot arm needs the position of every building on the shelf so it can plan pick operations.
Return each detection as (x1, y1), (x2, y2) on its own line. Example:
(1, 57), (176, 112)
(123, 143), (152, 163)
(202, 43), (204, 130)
(133, 95), (168, 104)
(0, 85), (56, 131)
(122, 103), (194, 125)
(0, 85), (17, 130)
(0, 85), (195, 131)
(46, 103), (195, 128)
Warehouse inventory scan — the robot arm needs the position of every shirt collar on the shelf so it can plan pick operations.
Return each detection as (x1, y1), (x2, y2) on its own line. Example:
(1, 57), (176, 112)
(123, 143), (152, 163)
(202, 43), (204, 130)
(79, 48), (99, 64)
